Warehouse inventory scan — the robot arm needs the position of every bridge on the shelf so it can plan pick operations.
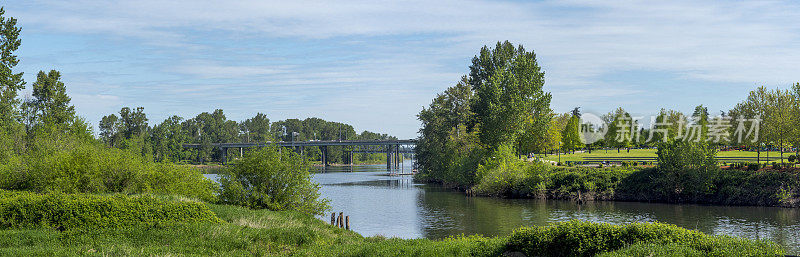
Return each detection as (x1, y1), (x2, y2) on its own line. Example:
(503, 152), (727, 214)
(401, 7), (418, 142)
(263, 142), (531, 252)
(183, 139), (417, 169)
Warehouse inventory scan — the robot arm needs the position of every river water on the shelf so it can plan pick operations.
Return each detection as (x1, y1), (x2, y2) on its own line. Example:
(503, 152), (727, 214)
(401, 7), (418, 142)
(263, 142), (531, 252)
(206, 161), (800, 254)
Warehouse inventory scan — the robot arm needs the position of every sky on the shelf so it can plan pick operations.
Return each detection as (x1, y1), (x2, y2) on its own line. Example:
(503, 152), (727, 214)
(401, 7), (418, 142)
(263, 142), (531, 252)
(5, 0), (800, 139)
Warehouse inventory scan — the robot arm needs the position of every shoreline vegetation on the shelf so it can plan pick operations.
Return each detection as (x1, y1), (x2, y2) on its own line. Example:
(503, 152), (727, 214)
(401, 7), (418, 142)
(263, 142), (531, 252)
(0, 190), (785, 256)
(414, 41), (800, 210)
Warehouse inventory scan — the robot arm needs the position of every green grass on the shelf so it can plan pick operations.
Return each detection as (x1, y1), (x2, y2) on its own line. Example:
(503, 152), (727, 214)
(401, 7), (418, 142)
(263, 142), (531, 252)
(0, 201), (785, 256)
(543, 149), (790, 163)
(0, 201), (502, 256)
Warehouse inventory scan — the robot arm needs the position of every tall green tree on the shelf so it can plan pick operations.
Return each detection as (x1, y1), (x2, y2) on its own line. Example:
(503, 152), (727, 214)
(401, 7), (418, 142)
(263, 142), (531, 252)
(119, 107), (149, 139)
(417, 78), (480, 186)
(604, 107), (633, 153)
(30, 70), (75, 127)
(763, 88), (795, 163)
(151, 115), (186, 162)
(729, 86), (769, 162)
(0, 7), (24, 129)
(561, 113), (584, 153)
(468, 41), (552, 150)
(99, 114), (121, 147)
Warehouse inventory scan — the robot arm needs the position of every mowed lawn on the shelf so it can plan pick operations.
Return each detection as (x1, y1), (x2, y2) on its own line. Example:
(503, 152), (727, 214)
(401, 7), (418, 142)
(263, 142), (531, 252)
(542, 149), (790, 163)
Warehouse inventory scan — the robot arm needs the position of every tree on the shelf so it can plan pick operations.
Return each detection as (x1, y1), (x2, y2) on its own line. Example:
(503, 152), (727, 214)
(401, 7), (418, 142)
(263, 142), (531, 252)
(0, 7), (24, 129)
(151, 115), (186, 162)
(791, 83), (800, 160)
(218, 145), (330, 215)
(763, 88), (795, 163)
(99, 114), (121, 147)
(30, 70), (75, 128)
(240, 113), (271, 142)
(729, 86), (769, 162)
(119, 107), (149, 139)
(604, 108), (634, 153)
(561, 113), (584, 153)
(416, 78), (480, 186)
(689, 105), (709, 142)
(468, 41), (552, 150)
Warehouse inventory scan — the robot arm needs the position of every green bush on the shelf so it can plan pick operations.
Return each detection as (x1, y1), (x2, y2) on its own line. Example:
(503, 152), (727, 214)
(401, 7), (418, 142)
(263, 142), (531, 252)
(506, 220), (783, 257)
(656, 141), (717, 172)
(0, 190), (220, 230)
(0, 136), (217, 201)
(789, 155), (797, 163)
(218, 145), (330, 215)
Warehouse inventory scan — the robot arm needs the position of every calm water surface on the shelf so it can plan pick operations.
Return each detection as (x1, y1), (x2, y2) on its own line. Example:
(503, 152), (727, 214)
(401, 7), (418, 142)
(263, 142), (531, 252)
(208, 161), (800, 254)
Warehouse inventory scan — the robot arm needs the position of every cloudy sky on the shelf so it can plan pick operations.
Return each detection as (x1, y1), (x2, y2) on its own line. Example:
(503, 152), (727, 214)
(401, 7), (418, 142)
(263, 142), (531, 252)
(5, 0), (800, 138)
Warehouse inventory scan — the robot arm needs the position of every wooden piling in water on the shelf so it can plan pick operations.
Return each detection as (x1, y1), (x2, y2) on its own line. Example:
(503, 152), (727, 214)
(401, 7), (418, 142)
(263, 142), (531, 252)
(345, 216), (350, 230)
(338, 212), (344, 228)
(331, 213), (336, 225)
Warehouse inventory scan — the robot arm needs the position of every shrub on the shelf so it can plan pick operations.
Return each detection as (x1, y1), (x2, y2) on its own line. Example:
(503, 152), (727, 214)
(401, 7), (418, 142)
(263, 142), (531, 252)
(218, 145), (330, 215)
(747, 163), (760, 171)
(0, 136), (217, 201)
(656, 141), (717, 172)
(506, 220), (783, 257)
(0, 190), (220, 230)
(789, 155), (797, 163)
(472, 144), (544, 196)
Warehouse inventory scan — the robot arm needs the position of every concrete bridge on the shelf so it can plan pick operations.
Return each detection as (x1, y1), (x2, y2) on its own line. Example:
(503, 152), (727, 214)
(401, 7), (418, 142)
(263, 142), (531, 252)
(182, 139), (416, 169)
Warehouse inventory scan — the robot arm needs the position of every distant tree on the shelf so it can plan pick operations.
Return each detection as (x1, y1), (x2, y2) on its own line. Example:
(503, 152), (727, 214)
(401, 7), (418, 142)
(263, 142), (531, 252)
(791, 83), (800, 159)
(99, 114), (121, 147)
(604, 107), (633, 153)
(0, 7), (24, 129)
(119, 107), (149, 139)
(729, 86), (769, 162)
(468, 41), (552, 150)
(689, 105), (709, 142)
(240, 113), (271, 142)
(30, 70), (75, 128)
(561, 113), (584, 153)
(763, 88), (795, 163)
(151, 115), (186, 162)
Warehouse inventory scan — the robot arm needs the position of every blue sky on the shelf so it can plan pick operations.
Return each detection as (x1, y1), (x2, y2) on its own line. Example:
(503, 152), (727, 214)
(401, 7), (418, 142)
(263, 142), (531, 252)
(5, 0), (800, 138)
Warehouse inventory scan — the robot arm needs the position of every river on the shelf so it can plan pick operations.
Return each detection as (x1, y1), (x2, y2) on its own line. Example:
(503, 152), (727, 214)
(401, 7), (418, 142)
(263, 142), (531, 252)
(206, 161), (800, 254)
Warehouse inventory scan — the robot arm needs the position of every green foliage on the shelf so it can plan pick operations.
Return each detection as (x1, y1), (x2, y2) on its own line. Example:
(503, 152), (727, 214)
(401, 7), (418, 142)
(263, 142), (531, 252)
(0, 7), (24, 127)
(0, 134), (217, 201)
(0, 202), (783, 256)
(28, 70), (75, 128)
(218, 145), (330, 215)
(506, 220), (783, 257)
(561, 114), (584, 152)
(0, 190), (220, 230)
(469, 41), (552, 150)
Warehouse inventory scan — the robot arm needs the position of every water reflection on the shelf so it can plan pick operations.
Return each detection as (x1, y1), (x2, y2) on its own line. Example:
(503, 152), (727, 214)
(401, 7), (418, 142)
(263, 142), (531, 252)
(203, 162), (800, 254)
(314, 163), (800, 253)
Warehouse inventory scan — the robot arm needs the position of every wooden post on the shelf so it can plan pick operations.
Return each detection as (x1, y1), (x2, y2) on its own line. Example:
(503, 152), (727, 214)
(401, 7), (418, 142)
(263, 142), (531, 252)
(338, 212), (343, 228)
(331, 213), (336, 225)
(345, 216), (350, 230)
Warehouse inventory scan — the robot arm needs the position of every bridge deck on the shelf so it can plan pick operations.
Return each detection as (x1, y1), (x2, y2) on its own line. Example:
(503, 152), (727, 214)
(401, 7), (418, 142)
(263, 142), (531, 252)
(183, 139), (417, 148)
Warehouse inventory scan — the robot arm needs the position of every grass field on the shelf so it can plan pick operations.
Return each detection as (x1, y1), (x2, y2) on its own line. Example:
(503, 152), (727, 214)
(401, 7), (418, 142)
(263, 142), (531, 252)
(542, 149), (792, 163)
(0, 200), (783, 256)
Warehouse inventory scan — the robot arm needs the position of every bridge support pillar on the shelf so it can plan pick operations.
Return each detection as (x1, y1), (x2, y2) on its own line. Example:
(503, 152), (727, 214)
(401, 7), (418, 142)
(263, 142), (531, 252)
(221, 147), (227, 165)
(386, 145), (392, 170)
(321, 146), (328, 167)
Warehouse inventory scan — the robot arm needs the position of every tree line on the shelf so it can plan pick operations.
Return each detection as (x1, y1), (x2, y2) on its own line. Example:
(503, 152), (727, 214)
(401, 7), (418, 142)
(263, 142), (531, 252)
(98, 108), (397, 164)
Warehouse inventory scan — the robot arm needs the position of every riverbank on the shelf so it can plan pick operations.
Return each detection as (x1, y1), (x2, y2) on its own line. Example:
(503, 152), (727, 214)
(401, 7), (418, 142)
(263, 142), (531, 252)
(0, 191), (784, 256)
(419, 163), (800, 208)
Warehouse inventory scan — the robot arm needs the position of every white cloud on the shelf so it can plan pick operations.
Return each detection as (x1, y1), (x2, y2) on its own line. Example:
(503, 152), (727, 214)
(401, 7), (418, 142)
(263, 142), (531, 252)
(6, 0), (800, 138)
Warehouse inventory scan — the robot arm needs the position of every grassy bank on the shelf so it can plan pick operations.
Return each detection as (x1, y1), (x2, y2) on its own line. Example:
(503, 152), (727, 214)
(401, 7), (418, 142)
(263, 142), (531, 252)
(0, 192), (783, 256)
(543, 149), (791, 163)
